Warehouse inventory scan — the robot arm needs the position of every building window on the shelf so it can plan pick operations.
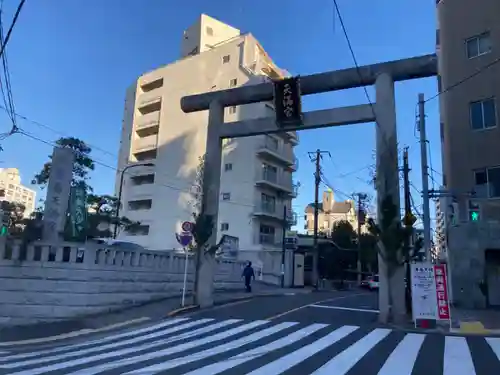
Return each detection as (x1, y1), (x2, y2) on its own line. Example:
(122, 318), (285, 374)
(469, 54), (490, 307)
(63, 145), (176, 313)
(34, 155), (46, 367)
(128, 199), (153, 210)
(261, 193), (276, 213)
(131, 174), (155, 185)
(474, 167), (500, 198)
(221, 223), (229, 231)
(126, 225), (150, 236)
(470, 98), (497, 130)
(466, 32), (491, 59)
(222, 192), (231, 201)
(228, 106), (237, 114)
(230, 79), (237, 87)
(259, 224), (275, 244)
(224, 163), (232, 171)
(206, 26), (213, 36)
(222, 55), (230, 64)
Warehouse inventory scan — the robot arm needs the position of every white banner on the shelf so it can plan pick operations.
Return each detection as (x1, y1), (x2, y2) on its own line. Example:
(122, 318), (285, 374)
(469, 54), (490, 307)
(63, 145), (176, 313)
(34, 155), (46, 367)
(411, 263), (438, 321)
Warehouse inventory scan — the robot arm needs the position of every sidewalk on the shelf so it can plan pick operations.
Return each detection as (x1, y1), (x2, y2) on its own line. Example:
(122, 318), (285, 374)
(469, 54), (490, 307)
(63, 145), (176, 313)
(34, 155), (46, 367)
(0, 284), (310, 345)
(449, 307), (500, 335)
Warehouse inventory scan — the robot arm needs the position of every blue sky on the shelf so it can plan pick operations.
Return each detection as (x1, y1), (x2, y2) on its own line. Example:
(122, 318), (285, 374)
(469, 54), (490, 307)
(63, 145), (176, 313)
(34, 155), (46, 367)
(0, 0), (441, 232)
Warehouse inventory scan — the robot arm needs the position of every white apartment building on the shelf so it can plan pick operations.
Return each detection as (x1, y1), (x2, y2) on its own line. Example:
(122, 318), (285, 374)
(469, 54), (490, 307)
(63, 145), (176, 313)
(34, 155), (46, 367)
(0, 168), (36, 218)
(115, 15), (298, 262)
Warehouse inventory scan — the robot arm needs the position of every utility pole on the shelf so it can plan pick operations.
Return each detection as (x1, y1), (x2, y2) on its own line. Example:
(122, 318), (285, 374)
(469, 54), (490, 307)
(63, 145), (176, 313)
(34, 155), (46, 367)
(402, 147), (415, 313)
(308, 149), (330, 289)
(281, 204), (288, 288)
(418, 93), (431, 260)
(355, 193), (367, 284)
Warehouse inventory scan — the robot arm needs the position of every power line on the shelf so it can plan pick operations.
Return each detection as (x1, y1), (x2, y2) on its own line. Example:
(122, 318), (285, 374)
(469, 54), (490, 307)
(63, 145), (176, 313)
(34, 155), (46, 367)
(332, 0), (398, 165)
(17, 129), (263, 212)
(0, 104), (264, 186)
(0, 0), (25, 60)
(425, 55), (500, 103)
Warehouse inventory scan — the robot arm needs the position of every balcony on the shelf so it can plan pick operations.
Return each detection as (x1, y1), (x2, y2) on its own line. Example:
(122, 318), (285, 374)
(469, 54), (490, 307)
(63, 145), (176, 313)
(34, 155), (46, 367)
(255, 170), (293, 195)
(133, 134), (158, 154)
(285, 131), (299, 145)
(137, 91), (162, 113)
(135, 112), (160, 136)
(256, 137), (294, 166)
(126, 183), (155, 200)
(253, 201), (282, 220)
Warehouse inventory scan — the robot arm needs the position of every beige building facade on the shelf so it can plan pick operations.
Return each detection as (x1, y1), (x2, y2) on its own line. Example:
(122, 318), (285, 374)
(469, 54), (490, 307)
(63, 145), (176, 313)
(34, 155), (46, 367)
(437, 0), (500, 222)
(0, 168), (36, 218)
(304, 190), (364, 237)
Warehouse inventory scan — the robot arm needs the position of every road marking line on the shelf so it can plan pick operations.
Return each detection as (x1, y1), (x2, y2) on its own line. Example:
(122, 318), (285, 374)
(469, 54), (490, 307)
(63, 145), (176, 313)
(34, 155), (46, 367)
(486, 337), (500, 360)
(0, 319), (216, 369)
(0, 318), (189, 362)
(377, 333), (425, 375)
(182, 323), (328, 375)
(311, 328), (391, 374)
(246, 325), (359, 375)
(443, 336), (476, 375)
(0, 317), (150, 347)
(266, 293), (370, 321)
(65, 320), (272, 375)
(309, 305), (379, 313)
(125, 322), (298, 374)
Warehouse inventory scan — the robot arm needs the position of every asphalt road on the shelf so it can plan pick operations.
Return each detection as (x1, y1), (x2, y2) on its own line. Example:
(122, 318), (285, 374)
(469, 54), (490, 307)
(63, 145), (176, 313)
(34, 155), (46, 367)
(1, 290), (499, 374)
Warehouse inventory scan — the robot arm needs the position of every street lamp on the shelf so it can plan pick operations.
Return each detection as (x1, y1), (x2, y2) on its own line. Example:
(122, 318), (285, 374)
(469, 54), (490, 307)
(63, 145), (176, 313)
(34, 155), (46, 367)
(113, 162), (155, 239)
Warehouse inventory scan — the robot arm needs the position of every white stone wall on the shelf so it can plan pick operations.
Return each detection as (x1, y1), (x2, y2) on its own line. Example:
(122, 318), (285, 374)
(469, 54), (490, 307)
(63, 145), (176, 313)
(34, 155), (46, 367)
(0, 240), (245, 326)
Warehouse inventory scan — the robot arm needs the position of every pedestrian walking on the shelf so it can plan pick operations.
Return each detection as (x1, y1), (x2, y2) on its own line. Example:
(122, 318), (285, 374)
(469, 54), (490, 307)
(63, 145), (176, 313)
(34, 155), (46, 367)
(242, 261), (255, 293)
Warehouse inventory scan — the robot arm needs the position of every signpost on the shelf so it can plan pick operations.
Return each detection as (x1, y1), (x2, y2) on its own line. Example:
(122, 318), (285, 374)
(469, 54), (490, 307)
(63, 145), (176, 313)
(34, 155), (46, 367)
(273, 76), (303, 127)
(177, 221), (194, 307)
(410, 262), (451, 328)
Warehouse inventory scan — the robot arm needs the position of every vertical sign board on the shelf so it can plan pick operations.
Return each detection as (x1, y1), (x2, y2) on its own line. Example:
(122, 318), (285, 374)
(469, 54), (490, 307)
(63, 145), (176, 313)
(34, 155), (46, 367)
(43, 147), (75, 242)
(433, 264), (451, 321)
(67, 185), (87, 242)
(273, 76), (303, 127)
(410, 263), (438, 322)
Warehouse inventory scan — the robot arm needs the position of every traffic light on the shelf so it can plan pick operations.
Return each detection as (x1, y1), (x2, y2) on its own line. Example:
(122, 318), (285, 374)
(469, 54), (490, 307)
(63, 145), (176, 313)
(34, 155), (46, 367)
(0, 209), (8, 236)
(470, 210), (480, 221)
(468, 200), (481, 222)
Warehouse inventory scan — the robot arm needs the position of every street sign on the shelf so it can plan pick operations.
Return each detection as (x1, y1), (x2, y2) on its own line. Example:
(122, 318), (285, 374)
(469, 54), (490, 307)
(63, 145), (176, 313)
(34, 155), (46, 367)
(176, 231), (193, 247)
(273, 76), (302, 127)
(181, 221), (194, 233)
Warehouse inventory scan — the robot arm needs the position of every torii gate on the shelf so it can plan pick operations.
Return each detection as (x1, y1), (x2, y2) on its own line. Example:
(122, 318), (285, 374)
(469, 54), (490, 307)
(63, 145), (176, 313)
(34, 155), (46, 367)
(181, 53), (437, 321)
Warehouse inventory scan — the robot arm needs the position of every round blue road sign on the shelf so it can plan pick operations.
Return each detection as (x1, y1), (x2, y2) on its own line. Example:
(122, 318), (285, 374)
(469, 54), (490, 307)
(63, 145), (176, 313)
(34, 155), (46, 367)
(176, 231), (193, 247)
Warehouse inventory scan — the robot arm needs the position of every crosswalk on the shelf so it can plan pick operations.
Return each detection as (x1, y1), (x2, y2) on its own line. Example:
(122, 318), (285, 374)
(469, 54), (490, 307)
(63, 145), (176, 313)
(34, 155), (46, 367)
(1, 317), (500, 374)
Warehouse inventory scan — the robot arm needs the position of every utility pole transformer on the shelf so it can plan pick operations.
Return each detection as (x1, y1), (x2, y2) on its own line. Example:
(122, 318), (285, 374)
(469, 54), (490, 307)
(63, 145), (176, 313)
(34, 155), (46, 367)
(418, 93), (432, 260)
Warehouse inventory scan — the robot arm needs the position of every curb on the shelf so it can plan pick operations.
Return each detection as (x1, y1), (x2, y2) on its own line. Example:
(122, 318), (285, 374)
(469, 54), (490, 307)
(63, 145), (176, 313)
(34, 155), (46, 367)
(0, 317), (151, 347)
(385, 322), (500, 337)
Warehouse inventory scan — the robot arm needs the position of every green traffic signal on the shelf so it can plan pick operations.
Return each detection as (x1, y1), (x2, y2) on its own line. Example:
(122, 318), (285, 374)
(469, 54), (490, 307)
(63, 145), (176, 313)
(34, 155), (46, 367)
(0, 225), (7, 236)
(471, 211), (479, 221)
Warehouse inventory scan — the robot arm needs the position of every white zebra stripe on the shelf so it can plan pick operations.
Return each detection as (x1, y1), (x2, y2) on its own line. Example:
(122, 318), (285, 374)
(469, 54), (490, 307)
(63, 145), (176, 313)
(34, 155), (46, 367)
(246, 325), (359, 375)
(0, 317), (190, 362)
(1, 318), (216, 369)
(63, 319), (270, 375)
(312, 328), (391, 374)
(443, 336), (476, 375)
(182, 323), (328, 375)
(377, 333), (426, 375)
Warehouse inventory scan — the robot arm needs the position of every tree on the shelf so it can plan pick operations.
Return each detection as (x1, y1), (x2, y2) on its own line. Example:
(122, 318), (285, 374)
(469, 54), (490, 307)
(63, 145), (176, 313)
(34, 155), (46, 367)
(1, 201), (26, 236)
(31, 137), (138, 242)
(85, 194), (141, 239)
(32, 137), (95, 192)
(367, 195), (413, 323)
(359, 233), (378, 273)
